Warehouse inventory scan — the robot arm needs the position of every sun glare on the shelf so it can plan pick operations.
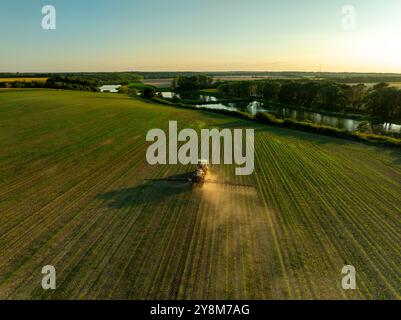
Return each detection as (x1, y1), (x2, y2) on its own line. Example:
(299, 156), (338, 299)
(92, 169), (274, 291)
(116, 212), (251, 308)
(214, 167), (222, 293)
(353, 29), (401, 71)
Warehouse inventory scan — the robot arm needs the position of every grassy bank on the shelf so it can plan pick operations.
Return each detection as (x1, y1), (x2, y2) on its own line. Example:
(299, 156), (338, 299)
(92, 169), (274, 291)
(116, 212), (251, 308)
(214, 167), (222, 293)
(151, 97), (401, 149)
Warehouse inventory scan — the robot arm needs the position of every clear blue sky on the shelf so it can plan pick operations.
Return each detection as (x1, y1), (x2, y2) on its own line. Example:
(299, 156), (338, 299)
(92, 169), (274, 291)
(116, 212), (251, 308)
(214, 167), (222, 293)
(1, 0), (401, 72)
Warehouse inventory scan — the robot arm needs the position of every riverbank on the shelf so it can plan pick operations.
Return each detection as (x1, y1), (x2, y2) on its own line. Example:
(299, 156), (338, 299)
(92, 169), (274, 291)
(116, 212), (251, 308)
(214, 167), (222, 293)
(262, 101), (366, 120)
(150, 96), (401, 149)
(163, 89), (366, 120)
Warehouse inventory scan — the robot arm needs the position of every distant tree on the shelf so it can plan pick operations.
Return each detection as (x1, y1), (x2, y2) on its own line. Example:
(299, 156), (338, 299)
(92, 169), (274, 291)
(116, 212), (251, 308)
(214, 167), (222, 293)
(174, 75), (214, 91)
(118, 86), (130, 94)
(373, 82), (389, 90)
(142, 87), (156, 99)
(278, 81), (300, 105)
(347, 84), (367, 112)
(216, 78), (401, 122)
(312, 84), (346, 112)
(172, 95), (181, 103)
(172, 76), (179, 89)
(357, 121), (373, 134)
(298, 82), (320, 107)
(45, 75), (100, 92)
(118, 86), (138, 95)
(365, 85), (401, 123)
(129, 88), (139, 96)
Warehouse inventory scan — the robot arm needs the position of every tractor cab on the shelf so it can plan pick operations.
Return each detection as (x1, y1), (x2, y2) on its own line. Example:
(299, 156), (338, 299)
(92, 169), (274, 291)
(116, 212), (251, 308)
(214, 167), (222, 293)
(197, 159), (209, 173)
(192, 160), (209, 185)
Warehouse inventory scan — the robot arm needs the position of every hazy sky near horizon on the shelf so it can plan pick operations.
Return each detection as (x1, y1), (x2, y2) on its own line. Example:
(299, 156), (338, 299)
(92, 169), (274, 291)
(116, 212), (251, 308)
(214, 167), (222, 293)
(1, 0), (401, 73)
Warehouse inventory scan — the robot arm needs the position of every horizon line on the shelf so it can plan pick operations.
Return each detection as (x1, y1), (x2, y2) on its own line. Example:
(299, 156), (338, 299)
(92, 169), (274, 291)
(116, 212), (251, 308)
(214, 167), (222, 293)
(2, 70), (401, 75)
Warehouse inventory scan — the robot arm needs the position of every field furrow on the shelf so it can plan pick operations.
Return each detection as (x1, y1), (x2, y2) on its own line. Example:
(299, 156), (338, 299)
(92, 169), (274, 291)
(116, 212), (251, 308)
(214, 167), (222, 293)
(1, 91), (400, 299)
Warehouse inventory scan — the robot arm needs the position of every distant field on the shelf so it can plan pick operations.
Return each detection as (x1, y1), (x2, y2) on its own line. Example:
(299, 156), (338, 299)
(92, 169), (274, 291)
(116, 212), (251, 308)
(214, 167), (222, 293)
(0, 90), (400, 299)
(388, 82), (401, 88)
(142, 78), (173, 88)
(0, 78), (48, 83)
(128, 82), (156, 90)
(387, 82), (401, 88)
(143, 78), (401, 90)
(142, 76), (295, 89)
(345, 82), (401, 88)
(215, 75), (276, 81)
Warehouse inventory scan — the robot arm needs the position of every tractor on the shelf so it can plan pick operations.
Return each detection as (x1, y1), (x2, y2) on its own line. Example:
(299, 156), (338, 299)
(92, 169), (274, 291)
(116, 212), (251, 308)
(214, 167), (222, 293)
(192, 159), (209, 185)
(146, 158), (252, 188)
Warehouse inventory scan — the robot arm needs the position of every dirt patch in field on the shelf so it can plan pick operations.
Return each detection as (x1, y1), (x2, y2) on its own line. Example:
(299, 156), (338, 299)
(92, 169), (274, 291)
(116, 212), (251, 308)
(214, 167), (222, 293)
(98, 138), (115, 146)
(142, 78), (173, 88)
(189, 170), (278, 298)
(198, 181), (266, 242)
(199, 171), (260, 223)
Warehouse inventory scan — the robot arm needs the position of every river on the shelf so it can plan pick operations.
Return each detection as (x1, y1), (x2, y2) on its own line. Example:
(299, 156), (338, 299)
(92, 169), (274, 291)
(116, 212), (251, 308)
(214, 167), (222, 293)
(161, 91), (401, 134)
(99, 85), (121, 93)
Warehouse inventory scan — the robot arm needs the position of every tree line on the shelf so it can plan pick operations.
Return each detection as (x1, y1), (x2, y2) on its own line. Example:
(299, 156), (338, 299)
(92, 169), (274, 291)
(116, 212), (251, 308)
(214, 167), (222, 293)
(0, 75), (101, 92)
(218, 80), (401, 124)
(0, 72), (143, 84)
(172, 75), (215, 91)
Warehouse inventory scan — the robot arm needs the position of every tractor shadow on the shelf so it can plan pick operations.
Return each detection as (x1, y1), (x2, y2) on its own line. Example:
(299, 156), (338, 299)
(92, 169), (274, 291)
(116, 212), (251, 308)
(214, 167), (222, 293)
(98, 172), (193, 209)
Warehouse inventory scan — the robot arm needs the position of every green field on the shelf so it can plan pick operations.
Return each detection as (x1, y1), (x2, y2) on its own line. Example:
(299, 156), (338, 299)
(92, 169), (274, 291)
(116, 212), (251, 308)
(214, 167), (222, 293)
(0, 78), (48, 83)
(0, 90), (401, 299)
(128, 82), (156, 91)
